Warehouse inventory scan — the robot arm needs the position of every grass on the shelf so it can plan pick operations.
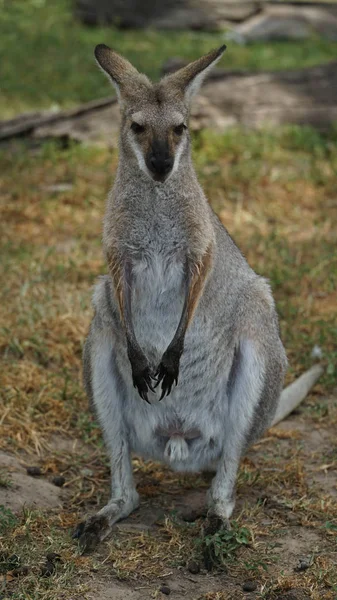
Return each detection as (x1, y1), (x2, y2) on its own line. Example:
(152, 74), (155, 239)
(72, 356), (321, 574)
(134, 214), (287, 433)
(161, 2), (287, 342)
(1, 0), (337, 117)
(201, 522), (252, 571)
(0, 126), (336, 598)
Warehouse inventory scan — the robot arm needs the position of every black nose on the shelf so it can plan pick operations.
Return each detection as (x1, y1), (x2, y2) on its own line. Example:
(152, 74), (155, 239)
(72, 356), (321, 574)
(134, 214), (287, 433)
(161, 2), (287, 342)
(149, 155), (173, 176)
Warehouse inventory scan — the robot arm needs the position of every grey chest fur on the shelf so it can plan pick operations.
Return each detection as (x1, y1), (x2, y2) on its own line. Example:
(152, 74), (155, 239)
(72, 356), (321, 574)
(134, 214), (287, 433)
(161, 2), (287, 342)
(131, 250), (185, 364)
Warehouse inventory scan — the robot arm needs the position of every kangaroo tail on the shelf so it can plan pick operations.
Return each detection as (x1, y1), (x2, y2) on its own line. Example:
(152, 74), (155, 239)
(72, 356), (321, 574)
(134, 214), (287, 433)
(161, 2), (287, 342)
(271, 364), (324, 427)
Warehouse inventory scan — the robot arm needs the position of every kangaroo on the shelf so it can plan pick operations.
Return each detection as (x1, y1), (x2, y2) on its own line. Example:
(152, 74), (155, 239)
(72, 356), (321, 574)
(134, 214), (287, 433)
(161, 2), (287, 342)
(74, 44), (323, 552)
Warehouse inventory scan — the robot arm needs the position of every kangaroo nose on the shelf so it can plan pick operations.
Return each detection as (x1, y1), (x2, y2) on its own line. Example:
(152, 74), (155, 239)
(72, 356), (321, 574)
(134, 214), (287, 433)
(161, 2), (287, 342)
(149, 155), (173, 176)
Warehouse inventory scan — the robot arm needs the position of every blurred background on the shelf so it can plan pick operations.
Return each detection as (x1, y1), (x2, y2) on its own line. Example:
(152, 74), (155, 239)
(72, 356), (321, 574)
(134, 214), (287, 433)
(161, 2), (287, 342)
(0, 1), (336, 599)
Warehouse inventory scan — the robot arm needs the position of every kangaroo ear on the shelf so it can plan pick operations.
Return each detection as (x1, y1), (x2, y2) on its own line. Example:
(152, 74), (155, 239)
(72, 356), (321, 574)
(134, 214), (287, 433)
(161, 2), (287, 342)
(163, 45), (226, 103)
(94, 44), (150, 102)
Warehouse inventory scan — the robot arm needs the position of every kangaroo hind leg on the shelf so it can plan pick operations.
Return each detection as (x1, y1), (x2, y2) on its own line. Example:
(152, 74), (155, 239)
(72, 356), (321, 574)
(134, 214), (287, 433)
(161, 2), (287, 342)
(74, 308), (139, 552)
(208, 283), (287, 527)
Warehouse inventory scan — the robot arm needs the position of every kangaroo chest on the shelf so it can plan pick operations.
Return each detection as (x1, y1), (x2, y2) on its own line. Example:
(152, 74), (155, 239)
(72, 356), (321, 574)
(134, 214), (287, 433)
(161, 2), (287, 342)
(131, 250), (185, 362)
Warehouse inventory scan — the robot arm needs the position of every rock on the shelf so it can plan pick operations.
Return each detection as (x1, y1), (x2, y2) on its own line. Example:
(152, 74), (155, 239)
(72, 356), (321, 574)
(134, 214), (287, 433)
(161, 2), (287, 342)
(243, 580), (258, 592)
(0, 452), (63, 513)
(34, 103), (120, 148)
(40, 561), (55, 577)
(7, 554), (20, 566)
(294, 557), (311, 572)
(75, 0), (262, 30)
(187, 560), (200, 574)
(228, 5), (337, 43)
(26, 466), (42, 477)
(199, 60), (337, 133)
(45, 552), (62, 563)
(190, 96), (238, 132)
(52, 476), (65, 487)
(160, 584), (171, 595)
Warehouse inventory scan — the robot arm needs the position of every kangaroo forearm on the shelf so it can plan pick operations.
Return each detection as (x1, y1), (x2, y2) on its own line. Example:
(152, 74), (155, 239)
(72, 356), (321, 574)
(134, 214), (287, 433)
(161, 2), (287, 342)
(106, 250), (141, 353)
(156, 246), (213, 398)
(122, 259), (141, 354)
(167, 246), (213, 354)
(122, 259), (156, 401)
(107, 251), (154, 402)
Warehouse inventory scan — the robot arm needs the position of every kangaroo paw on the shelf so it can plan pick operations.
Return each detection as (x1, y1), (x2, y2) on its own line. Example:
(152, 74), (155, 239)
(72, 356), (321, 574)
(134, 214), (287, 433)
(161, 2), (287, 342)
(73, 494), (139, 553)
(155, 350), (180, 399)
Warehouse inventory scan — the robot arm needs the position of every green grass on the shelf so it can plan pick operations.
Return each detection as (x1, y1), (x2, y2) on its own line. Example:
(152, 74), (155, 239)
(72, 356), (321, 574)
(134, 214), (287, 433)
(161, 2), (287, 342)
(1, 0), (337, 117)
(201, 522), (252, 571)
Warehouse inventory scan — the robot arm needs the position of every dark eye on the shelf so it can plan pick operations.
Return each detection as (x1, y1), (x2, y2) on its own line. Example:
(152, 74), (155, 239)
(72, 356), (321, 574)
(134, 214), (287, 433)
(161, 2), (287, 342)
(174, 123), (186, 136)
(131, 122), (145, 134)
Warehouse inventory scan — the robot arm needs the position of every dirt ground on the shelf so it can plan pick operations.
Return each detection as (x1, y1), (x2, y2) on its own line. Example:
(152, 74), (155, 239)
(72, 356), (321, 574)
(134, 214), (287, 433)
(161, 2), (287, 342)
(1, 397), (336, 600)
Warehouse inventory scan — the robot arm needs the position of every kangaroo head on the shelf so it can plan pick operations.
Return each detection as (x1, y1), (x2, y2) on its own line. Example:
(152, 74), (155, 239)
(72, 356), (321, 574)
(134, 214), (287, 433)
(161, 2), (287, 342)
(95, 44), (226, 183)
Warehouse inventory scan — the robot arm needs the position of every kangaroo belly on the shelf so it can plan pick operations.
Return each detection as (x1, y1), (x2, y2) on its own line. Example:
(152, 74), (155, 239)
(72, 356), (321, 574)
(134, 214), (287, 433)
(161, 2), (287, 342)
(129, 409), (225, 471)
(132, 253), (185, 362)
(123, 252), (232, 471)
(125, 358), (229, 472)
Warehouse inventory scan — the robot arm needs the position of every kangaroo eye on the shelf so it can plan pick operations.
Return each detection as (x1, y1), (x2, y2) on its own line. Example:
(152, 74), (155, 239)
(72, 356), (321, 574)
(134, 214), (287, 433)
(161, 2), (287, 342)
(131, 122), (145, 134)
(174, 123), (186, 136)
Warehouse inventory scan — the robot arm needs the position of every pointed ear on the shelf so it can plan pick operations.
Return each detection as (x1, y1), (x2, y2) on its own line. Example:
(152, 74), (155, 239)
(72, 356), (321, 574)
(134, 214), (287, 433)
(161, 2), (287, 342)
(163, 45), (226, 103)
(94, 44), (150, 102)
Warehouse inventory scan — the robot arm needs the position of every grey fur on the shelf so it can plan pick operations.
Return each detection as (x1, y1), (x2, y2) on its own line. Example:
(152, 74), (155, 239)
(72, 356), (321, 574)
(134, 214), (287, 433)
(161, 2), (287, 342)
(75, 45), (312, 551)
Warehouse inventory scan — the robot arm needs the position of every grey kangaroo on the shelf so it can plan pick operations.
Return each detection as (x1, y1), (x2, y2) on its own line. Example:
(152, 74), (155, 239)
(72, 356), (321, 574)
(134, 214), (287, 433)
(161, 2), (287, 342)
(74, 44), (323, 551)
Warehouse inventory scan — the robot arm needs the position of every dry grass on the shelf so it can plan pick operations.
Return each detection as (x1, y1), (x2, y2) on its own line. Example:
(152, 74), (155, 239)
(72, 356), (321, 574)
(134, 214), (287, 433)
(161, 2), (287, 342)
(0, 129), (336, 599)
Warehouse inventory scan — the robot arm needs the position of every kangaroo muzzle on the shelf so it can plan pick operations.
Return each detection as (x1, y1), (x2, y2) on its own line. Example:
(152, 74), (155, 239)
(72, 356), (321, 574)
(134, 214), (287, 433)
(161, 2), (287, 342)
(146, 140), (174, 182)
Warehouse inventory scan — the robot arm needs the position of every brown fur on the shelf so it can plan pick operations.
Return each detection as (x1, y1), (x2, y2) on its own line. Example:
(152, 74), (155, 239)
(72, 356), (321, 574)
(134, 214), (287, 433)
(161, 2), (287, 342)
(95, 44), (151, 101)
(186, 245), (214, 329)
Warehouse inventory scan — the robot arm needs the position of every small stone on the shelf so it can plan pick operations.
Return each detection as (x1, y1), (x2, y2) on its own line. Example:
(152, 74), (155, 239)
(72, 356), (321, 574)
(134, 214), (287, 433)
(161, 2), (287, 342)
(188, 560), (200, 574)
(45, 552), (62, 563)
(26, 466), (41, 477)
(41, 561), (55, 577)
(294, 557), (310, 571)
(52, 476), (65, 487)
(243, 580), (257, 592)
(160, 585), (171, 595)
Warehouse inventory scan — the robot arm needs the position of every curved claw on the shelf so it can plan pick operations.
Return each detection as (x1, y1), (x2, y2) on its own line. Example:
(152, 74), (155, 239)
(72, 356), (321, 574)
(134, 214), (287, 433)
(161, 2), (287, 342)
(155, 359), (179, 400)
(132, 366), (156, 402)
